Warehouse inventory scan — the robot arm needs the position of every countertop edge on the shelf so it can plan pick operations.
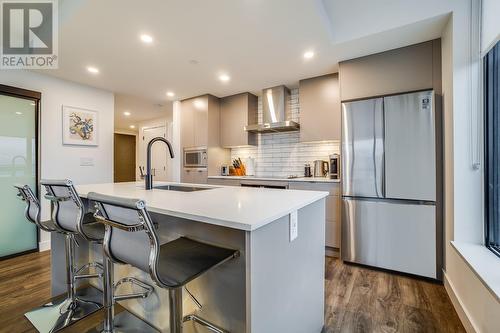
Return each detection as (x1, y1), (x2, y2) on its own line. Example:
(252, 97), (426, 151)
(77, 183), (329, 232)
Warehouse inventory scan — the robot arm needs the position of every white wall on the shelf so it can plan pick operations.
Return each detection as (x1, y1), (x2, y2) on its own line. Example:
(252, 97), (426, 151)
(320, 0), (458, 44)
(481, 0), (500, 54)
(448, 3), (483, 246)
(1, 71), (114, 251)
(442, 1), (500, 331)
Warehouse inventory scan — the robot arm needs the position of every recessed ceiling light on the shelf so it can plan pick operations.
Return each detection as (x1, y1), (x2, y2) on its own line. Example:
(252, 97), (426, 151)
(123, 111), (131, 116)
(140, 34), (153, 44)
(129, 125), (136, 129)
(218, 74), (230, 82)
(303, 51), (314, 59)
(15, 111), (23, 115)
(166, 91), (175, 97)
(87, 66), (99, 74)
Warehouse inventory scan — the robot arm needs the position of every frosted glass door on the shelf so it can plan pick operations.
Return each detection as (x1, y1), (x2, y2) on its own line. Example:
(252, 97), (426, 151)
(0, 94), (38, 257)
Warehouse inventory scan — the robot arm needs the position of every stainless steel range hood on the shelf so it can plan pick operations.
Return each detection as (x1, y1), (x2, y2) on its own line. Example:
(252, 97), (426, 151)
(244, 85), (300, 133)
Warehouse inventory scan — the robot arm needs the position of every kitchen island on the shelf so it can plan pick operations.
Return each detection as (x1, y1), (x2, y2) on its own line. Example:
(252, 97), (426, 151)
(50, 182), (328, 333)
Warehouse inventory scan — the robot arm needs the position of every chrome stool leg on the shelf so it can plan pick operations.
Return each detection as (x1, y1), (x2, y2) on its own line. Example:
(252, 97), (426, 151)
(86, 251), (158, 333)
(66, 233), (76, 300)
(102, 257), (114, 333)
(24, 234), (103, 333)
(169, 287), (228, 333)
(169, 288), (183, 333)
(183, 315), (228, 333)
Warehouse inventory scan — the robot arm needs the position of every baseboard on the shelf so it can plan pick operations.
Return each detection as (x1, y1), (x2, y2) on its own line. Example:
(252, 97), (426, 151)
(325, 246), (339, 258)
(39, 240), (51, 252)
(443, 271), (478, 333)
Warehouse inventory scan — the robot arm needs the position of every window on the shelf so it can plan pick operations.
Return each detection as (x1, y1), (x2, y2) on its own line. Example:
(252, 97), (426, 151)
(485, 41), (500, 257)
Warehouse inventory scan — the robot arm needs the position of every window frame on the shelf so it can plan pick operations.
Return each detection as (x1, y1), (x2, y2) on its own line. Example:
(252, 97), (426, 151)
(484, 41), (500, 258)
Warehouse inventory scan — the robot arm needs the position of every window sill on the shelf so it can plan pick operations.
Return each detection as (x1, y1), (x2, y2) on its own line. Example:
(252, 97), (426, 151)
(451, 241), (500, 302)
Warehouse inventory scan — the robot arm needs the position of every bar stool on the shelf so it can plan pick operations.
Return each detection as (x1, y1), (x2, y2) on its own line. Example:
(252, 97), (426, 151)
(14, 180), (104, 333)
(15, 184), (56, 233)
(88, 192), (239, 333)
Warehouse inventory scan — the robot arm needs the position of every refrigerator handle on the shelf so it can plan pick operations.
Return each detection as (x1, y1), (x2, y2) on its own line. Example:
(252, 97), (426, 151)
(374, 98), (385, 198)
(381, 98), (386, 198)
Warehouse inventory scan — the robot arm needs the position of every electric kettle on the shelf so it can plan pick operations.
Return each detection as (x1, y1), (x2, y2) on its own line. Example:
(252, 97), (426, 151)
(313, 160), (329, 177)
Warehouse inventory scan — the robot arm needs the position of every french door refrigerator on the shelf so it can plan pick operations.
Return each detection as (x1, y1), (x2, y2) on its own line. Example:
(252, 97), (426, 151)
(341, 90), (442, 279)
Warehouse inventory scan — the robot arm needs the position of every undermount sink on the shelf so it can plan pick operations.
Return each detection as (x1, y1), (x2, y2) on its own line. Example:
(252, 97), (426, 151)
(153, 185), (215, 192)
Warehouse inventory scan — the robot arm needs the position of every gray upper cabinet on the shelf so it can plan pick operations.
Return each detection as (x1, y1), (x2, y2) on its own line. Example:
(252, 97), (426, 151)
(220, 93), (258, 147)
(180, 95), (216, 148)
(180, 98), (195, 148)
(193, 101), (208, 147)
(180, 95), (229, 183)
(339, 40), (441, 101)
(299, 73), (340, 142)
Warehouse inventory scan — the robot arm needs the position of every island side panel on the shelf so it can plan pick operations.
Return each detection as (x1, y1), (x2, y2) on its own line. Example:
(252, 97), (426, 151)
(87, 212), (247, 333)
(248, 199), (325, 333)
(50, 232), (90, 296)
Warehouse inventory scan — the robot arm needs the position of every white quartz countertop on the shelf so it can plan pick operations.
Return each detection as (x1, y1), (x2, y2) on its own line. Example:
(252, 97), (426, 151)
(76, 182), (328, 231)
(208, 175), (340, 183)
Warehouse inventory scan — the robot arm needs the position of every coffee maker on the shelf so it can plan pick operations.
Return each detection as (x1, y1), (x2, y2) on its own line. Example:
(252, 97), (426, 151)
(329, 154), (340, 179)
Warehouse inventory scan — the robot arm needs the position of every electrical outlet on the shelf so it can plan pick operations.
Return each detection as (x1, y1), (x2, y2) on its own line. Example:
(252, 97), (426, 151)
(80, 157), (94, 166)
(289, 210), (298, 242)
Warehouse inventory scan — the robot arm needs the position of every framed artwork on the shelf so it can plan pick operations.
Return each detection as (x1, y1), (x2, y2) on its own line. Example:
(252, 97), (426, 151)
(62, 105), (98, 146)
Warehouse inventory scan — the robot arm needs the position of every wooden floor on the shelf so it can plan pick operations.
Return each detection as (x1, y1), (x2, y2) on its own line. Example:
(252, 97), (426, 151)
(324, 257), (465, 333)
(0, 252), (464, 333)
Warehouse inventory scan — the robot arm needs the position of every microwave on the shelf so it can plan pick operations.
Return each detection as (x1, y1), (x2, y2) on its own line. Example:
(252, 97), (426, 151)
(184, 148), (207, 168)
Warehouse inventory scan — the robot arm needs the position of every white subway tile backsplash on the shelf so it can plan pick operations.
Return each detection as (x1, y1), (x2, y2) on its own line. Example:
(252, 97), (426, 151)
(231, 88), (339, 177)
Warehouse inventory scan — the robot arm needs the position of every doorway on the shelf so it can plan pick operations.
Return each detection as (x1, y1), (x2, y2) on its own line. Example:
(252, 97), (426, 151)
(114, 133), (136, 182)
(0, 84), (40, 259)
(139, 126), (170, 181)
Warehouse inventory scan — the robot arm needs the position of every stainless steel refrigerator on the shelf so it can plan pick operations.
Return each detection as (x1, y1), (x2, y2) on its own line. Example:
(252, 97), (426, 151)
(341, 90), (442, 280)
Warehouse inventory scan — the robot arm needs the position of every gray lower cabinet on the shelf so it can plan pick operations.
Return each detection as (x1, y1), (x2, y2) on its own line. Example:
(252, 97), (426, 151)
(182, 169), (195, 183)
(207, 178), (341, 249)
(183, 169), (208, 184)
(288, 182), (341, 249)
(194, 169), (208, 184)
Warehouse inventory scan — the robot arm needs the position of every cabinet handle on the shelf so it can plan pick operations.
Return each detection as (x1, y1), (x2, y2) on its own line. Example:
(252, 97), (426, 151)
(198, 169), (203, 173)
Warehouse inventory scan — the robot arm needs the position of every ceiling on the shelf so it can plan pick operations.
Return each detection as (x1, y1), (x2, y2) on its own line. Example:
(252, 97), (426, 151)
(114, 93), (173, 131)
(45, 0), (455, 108)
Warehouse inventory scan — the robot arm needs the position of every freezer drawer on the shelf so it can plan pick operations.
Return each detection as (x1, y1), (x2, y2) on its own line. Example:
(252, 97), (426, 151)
(384, 90), (436, 201)
(341, 198), (437, 278)
(341, 98), (384, 198)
